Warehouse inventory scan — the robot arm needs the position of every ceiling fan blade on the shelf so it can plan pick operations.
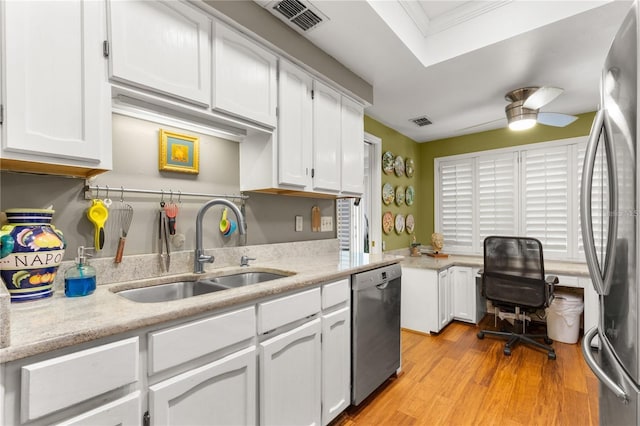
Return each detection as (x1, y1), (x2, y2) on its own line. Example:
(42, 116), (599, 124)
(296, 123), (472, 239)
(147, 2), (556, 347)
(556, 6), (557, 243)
(537, 112), (578, 127)
(523, 86), (564, 109)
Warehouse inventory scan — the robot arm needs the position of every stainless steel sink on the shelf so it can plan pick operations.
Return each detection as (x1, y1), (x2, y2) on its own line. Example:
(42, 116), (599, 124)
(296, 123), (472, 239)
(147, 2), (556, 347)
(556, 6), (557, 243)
(116, 271), (289, 303)
(203, 271), (287, 289)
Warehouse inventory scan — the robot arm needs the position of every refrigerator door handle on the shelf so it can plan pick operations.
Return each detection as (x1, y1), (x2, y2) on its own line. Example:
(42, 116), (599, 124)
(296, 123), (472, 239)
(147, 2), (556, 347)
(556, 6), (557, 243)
(582, 327), (629, 404)
(580, 108), (618, 296)
(581, 109), (606, 295)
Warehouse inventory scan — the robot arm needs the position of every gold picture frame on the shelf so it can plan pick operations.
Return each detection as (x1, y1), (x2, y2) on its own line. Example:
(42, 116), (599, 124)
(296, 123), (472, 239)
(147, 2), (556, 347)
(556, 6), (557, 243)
(158, 129), (199, 174)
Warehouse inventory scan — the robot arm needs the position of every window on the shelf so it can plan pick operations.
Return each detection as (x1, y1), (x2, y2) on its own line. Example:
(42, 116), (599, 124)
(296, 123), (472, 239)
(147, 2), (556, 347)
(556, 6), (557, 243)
(337, 135), (381, 253)
(435, 136), (587, 260)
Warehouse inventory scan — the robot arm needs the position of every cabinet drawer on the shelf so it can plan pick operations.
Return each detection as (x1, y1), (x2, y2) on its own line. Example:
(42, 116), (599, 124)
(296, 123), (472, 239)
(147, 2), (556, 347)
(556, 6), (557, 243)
(258, 288), (321, 334)
(21, 337), (139, 422)
(148, 306), (255, 375)
(322, 279), (350, 310)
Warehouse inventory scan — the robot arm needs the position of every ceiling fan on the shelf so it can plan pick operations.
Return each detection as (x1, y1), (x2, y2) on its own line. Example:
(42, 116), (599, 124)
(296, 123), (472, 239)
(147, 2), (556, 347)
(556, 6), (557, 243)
(504, 86), (578, 130)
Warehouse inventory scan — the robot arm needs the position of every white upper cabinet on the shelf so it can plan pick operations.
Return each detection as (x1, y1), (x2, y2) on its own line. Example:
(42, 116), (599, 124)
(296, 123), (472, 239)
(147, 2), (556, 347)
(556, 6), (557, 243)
(312, 80), (342, 194)
(213, 23), (277, 128)
(340, 96), (365, 196)
(107, 0), (212, 107)
(278, 59), (313, 188)
(1, 0), (111, 175)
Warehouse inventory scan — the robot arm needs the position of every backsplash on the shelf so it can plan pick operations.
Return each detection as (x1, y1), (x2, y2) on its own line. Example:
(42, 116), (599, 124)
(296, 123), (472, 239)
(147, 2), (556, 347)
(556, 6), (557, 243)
(0, 114), (336, 261)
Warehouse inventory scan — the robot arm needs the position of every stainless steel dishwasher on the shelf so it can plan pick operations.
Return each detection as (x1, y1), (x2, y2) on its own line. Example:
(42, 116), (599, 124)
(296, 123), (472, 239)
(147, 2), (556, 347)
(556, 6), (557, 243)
(351, 263), (402, 405)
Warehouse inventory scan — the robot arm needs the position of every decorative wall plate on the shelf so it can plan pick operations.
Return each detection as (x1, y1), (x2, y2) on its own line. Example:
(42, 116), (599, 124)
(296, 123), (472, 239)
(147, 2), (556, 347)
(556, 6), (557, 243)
(382, 211), (394, 234)
(382, 151), (395, 174)
(406, 214), (415, 234)
(395, 213), (405, 234)
(405, 186), (415, 206)
(394, 156), (405, 177)
(406, 158), (415, 177)
(395, 186), (405, 206)
(382, 183), (394, 205)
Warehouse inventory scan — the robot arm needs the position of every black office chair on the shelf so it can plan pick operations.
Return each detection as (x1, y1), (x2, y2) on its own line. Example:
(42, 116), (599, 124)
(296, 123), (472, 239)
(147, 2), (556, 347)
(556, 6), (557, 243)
(476, 236), (558, 360)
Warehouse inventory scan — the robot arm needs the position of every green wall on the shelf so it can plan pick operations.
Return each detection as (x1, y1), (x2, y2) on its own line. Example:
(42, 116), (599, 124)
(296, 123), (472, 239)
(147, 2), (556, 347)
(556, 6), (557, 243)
(365, 112), (596, 251)
(418, 111), (596, 242)
(364, 116), (421, 251)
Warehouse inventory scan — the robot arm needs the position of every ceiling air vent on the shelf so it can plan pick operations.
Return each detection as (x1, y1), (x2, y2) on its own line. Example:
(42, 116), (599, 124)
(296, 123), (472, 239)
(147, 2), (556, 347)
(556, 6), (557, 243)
(257, 0), (329, 33)
(410, 116), (433, 127)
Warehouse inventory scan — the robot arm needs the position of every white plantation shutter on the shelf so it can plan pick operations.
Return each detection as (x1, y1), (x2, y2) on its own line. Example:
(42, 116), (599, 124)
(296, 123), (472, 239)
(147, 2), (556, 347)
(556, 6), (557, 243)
(440, 159), (474, 250)
(521, 145), (570, 255)
(336, 198), (351, 251)
(477, 153), (518, 249)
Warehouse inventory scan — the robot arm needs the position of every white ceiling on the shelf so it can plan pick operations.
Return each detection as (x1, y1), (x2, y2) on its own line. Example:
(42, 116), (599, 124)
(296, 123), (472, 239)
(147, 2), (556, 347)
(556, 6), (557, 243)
(266, 0), (634, 142)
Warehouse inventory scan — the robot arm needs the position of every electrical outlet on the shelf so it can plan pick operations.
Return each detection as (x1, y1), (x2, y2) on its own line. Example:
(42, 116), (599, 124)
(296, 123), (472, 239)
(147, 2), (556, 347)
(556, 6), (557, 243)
(295, 215), (303, 232)
(320, 216), (333, 232)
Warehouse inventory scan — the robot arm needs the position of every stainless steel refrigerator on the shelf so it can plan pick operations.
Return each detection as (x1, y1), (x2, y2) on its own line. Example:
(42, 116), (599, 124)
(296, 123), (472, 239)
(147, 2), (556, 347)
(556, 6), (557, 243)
(581, 1), (640, 424)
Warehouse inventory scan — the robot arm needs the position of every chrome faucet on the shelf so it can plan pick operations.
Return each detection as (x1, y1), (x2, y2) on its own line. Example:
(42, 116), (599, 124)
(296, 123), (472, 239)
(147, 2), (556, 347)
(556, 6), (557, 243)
(194, 199), (246, 273)
(240, 255), (256, 267)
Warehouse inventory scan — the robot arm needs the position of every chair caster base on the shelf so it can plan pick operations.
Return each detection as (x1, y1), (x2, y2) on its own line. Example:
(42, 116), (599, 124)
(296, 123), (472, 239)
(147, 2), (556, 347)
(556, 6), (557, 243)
(503, 348), (512, 356)
(544, 337), (553, 345)
(548, 351), (556, 360)
(477, 332), (485, 339)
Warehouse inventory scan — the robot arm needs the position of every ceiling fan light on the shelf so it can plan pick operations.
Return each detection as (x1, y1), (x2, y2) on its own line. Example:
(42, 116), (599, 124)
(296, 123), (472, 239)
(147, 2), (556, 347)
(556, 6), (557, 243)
(508, 118), (537, 131)
(505, 100), (538, 131)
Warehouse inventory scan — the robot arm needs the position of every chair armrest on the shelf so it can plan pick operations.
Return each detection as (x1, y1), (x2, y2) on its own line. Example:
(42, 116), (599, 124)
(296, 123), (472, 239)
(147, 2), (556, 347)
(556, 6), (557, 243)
(545, 275), (559, 305)
(477, 269), (483, 276)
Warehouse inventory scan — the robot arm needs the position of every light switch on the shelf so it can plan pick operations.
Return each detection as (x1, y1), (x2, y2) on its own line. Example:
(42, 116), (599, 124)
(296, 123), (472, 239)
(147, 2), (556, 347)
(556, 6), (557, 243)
(295, 215), (303, 232)
(320, 216), (333, 232)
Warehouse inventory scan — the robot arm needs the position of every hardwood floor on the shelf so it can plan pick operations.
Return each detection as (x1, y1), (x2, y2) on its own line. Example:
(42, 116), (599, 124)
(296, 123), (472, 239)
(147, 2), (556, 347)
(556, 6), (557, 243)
(335, 319), (599, 426)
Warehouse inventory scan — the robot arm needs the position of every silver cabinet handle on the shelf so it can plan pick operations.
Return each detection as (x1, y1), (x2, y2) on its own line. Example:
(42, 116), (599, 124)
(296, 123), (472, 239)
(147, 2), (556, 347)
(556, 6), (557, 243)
(582, 327), (629, 403)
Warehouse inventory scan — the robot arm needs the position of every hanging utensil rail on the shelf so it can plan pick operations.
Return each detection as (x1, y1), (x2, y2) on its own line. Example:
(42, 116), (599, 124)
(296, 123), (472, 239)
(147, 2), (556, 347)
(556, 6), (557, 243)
(84, 185), (248, 201)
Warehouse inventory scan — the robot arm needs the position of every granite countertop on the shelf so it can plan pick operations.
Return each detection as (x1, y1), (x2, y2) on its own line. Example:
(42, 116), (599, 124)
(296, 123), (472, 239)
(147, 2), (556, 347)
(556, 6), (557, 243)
(1, 247), (400, 364)
(398, 250), (590, 277)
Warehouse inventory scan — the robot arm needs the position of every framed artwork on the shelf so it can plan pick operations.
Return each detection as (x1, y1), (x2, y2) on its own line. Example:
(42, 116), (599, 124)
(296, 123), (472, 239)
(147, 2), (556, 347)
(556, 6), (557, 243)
(159, 129), (199, 174)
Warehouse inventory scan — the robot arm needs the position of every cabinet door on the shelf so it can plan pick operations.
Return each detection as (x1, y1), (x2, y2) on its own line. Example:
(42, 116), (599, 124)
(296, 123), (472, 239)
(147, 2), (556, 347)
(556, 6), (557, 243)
(278, 60), (312, 188)
(321, 307), (350, 426)
(260, 318), (321, 426)
(3, 0), (110, 168)
(107, 0), (211, 106)
(401, 267), (439, 333)
(451, 266), (475, 322)
(340, 96), (364, 196)
(213, 23), (277, 127)
(149, 346), (256, 426)
(438, 269), (451, 330)
(312, 81), (342, 193)
(55, 392), (141, 426)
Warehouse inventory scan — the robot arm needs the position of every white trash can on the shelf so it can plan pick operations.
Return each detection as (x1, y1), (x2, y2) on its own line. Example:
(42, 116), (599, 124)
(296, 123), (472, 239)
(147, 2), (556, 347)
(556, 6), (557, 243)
(546, 292), (584, 344)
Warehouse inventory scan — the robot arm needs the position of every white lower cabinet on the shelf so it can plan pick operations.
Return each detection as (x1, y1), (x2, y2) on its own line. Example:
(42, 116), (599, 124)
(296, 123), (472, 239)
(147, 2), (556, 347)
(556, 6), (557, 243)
(149, 346), (257, 426)
(2, 337), (140, 425)
(260, 318), (322, 426)
(54, 392), (141, 426)
(402, 265), (480, 334)
(2, 280), (356, 426)
(438, 268), (452, 329)
(321, 279), (351, 425)
(400, 267), (439, 334)
(451, 266), (476, 323)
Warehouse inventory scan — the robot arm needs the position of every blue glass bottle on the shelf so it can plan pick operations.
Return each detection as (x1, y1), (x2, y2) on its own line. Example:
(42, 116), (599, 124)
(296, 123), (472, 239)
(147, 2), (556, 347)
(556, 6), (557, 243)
(64, 246), (96, 297)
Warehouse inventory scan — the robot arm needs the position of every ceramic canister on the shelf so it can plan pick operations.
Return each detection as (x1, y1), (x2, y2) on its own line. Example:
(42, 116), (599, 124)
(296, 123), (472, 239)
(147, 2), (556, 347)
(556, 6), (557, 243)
(0, 209), (66, 302)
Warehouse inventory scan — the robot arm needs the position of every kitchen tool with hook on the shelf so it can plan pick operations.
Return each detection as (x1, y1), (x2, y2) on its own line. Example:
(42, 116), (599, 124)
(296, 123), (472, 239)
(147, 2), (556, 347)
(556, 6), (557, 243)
(87, 199), (109, 251)
(113, 189), (134, 264)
